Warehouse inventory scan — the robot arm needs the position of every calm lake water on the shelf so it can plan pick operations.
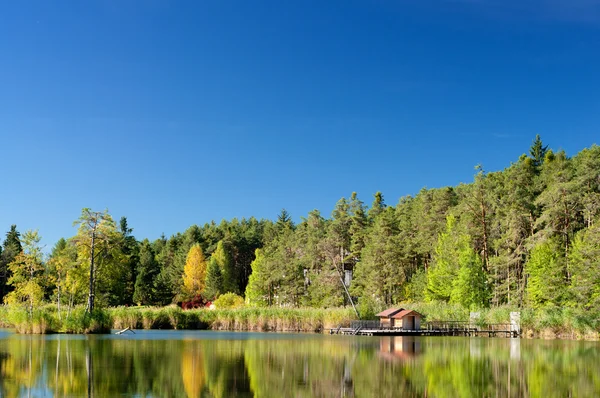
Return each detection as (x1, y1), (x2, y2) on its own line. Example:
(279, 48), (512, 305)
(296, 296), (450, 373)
(0, 329), (598, 397)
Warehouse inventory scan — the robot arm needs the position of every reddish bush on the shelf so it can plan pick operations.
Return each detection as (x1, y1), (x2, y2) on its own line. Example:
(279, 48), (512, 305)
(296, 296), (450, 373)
(180, 295), (207, 310)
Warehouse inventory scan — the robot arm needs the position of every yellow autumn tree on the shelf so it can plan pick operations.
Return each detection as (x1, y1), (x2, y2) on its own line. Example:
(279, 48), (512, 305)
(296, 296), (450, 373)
(183, 244), (208, 298)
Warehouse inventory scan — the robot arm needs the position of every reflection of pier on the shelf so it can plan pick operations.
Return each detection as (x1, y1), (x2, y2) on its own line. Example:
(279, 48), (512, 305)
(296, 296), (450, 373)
(332, 320), (520, 338)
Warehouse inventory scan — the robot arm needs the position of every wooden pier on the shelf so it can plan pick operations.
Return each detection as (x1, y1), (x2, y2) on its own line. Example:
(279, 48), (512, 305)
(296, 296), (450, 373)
(331, 320), (520, 338)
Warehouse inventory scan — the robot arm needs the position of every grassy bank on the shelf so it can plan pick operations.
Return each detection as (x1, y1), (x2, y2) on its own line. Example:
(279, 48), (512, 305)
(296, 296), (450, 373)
(110, 306), (357, 332)
(2, 303), (598, 339)
(0, 305), (112, 334)
(0, 304), (357, 334)
(404, 302), (600, 340)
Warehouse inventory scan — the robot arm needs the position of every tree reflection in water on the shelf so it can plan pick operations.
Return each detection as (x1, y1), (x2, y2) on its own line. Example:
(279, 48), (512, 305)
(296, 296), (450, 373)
(0, 332), (599, 397)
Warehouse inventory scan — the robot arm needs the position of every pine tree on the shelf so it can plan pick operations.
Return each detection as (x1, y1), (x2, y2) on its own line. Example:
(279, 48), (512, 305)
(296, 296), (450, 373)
(568, 223), (600, 310)
(276, 209), (294, 231)
(0, 225), (22, 301)
(426, 215), (462, 302)
(204, 257), (223, 300)
(245, 249), (272, 306)
(211, 240), (236, 294)
(368, 191), (386, 221)
(351, 207), (403, 305)
(118, 216), (138, 305)
(525, 238), (566, 308)
(426, 215), (487, 307)
(183, 244), (208, 299)
(133, 240), (159, 305)
(349, 192), (368, 261)
(529, 134), (548, 169)
(450, 243), (488, 308)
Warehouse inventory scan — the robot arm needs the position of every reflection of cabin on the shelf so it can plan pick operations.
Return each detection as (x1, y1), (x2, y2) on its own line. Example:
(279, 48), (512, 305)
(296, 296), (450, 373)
(375, 308), (422, 330)
(379, 336), (422, 361)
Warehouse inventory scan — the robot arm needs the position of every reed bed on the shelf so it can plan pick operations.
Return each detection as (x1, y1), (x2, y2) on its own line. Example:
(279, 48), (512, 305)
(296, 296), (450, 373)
(0, 304), (111, 334)
(1, 302), (598, 338)
(108, 306), (357, 332)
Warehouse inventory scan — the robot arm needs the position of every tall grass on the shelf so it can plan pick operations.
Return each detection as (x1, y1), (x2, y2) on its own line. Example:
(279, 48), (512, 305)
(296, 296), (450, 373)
(0, 305), (111, 334)
(60, 306), (112, 334)
(1, 302), (598, 338)
(109, 306), (357, 332)
(2, 306), (58, 334)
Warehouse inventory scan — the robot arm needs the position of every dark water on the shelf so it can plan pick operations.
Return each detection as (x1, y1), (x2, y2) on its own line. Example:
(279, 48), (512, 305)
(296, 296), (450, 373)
(0, 329), (598, 397)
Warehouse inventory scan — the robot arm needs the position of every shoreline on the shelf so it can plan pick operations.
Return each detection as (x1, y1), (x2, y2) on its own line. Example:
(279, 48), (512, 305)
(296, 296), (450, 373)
(2, 304), (599, 340)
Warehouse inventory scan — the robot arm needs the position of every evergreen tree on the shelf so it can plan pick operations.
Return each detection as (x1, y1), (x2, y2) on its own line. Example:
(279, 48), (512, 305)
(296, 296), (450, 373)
(572, 145), (600, 227)
(276, 209), (294, 231)
(118, 216), (139, 305)
(368, 191), (386, 221)
(133, 240), (160, 305)
(535, 151), (580, 273)
(426, 215), (462, 302)
(525, 238), (566, 308)
(450, 243), (488, 308)
(529, 134), (548, 168)
(351, 207), (403, 305)
(204, 257), (223, 300)
(568, 223), (600, 310)
(245, 249), (273, 306)
(211, 240), (237, 294)
(426, 215), (487, 307)
(489, 155), (537, 306)
(0, 225), (22, 300)
(349, 192), (368, 261)
(458, 166), (494, 273)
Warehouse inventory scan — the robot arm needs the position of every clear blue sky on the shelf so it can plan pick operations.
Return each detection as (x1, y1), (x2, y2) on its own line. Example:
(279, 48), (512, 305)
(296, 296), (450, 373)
(1, 1), (599, 251)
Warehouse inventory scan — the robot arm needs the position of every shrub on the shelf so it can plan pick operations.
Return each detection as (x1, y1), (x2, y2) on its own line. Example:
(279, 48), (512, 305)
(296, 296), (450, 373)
(213, 293), (245, 309)
(181, 295), (208, 310)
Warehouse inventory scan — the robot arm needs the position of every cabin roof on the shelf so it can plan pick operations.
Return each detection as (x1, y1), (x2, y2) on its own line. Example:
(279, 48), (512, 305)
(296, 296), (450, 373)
(390, 309), (422, 319)
(376, 308), (404, 317)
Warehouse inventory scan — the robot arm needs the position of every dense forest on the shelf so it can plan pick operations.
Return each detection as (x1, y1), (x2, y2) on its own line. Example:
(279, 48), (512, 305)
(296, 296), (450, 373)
(1, 136), (599, 316)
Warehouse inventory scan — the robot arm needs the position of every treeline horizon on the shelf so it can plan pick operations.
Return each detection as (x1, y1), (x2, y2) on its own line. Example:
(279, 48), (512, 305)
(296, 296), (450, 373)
(1, 136), (599, 317)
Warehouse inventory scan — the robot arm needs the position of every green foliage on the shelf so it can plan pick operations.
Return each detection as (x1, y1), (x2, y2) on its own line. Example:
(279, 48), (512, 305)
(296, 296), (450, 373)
(276, 208), (294, 230)
(568, 223), (600, 311)
(405, 268), (427, 302)
(73, 208), (124, 311)
(529, 134), (548, 168)
(525, 238), (566, 308)
(426, 215), (488, 308)
(211, 240), (236, 294)
(204, 257), (223, 300)
(356, 295), (383, 320)
(245, 249), (271, 306)
(213, 292), (245, 309)
(133, 240), (160, 305)
(4, 230), (45, 317)
(2, 138), (600, 320)
(61, 306), (112, 333)
(449, 243), (489, 308)
(0, 225), (22, 301)
(351, 207), (405, 305)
